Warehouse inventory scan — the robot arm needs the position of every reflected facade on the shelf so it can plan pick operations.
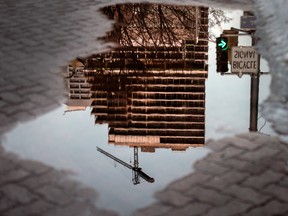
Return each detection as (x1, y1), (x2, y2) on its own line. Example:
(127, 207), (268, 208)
(66, 4), (209, 151)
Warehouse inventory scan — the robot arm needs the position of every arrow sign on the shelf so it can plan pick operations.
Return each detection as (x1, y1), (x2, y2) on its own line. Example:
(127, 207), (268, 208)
(217, 37), (228, 51)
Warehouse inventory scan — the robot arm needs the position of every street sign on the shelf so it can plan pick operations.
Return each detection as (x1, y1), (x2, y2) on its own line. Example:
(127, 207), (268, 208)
(240, 16), (256, 30)
(231, 46), (259, 73)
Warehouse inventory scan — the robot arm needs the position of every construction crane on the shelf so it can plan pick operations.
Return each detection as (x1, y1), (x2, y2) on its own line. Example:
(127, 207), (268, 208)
(96, 146), (155, 185)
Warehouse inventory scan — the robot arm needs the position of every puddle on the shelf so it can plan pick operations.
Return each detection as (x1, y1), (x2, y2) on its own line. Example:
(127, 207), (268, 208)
(2, 3), (276, 216)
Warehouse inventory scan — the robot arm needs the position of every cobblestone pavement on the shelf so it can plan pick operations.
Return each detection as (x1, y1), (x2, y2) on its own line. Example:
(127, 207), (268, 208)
(1, 0), (288, 216)
(253, 0), (288, 136)
(0, 145), (117, 216)
(0, 0), (117, 137)
(133, 133), (288, 216)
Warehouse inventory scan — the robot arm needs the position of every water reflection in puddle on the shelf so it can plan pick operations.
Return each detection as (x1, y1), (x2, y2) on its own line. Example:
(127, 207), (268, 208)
(3, 3), (275, 216)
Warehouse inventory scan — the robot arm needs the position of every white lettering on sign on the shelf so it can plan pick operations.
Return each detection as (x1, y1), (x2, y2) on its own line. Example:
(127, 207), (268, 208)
(231, 47), (259, 73)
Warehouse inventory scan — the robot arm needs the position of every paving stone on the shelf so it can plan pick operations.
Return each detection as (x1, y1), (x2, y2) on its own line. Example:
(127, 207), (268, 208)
(20, 169), (66, 190)
(245, 200), (288, 216)
(155, 190), (192, 207)
(0, 92), (24, 104)
(2, 104), (29, 115)
(205, 200), (252, 216)
(242, 170), (285, 189)
(221, 137), (261, 150)
(0, 1), (288, 216)
(0, 168), (30, 185)
(20, 159), (51, 175)
(256, 153), (288, 173)
(17, 101), (37, 111)
(36, 184), (73, 206)
(0, 184), (38, 204)
(0, 194), (16, 212)
(194, 160), (229, 176)
(0, 113), (14, 127)
(218, 158), (254, 173)
(279, 176), (288, 188)
(0, 100), (7, 108)
(0, 157), (17, 174)
(0, 84), (18, 92)
(235, 133), (280, 147)
(168, 172), (212, 192)
(223, 184), (271, 205)
(240, 145), (279, 161)
(56, 181), (98, 204)
(16, 85), (46, 96)
(186, 186), (232, 206)
(165, 202), (211, 216)
(11, 111), (35, 123)
(264, 184), (288, 202)
(203, 171), (249, 190)
(206, 139), (230, 151)
(26, 93), (56, 107)
(2, 200), (54, 216)
(205, 146), (244, 164)
(28, 103), (60, 116)
(254, 0), (288, 135)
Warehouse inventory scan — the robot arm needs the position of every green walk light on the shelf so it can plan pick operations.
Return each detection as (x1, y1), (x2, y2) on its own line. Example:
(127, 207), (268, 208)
(217, 37), (228, 51)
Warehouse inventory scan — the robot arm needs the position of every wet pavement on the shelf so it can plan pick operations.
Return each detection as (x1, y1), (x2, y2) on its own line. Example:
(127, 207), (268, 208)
(0, 145), (117, 216)
(1, 0), (288, 216)
(133, 133), (288, 216)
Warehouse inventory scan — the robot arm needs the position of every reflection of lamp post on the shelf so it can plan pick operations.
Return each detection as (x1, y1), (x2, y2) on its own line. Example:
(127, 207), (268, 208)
(96, 146), (155, 185)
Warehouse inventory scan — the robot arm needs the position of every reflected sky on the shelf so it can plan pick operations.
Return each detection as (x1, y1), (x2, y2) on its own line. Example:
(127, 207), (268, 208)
(3, 5), (275, 216)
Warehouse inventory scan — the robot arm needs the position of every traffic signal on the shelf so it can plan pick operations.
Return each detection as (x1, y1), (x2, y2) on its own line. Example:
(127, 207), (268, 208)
(216, 37), (228, 73)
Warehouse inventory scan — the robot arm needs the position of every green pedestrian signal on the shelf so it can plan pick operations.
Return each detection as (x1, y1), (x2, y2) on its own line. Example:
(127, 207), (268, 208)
(217, 37), (228, 51)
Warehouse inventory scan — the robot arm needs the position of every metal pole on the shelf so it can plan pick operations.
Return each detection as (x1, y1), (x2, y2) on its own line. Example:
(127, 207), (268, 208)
(249, 35), (260, 132)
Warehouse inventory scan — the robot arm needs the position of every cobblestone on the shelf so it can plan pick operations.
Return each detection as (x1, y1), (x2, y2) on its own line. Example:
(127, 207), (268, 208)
(165, 202), (211, 216)
(134, 133), (288, 216)
(0, 0), (288, 215)
(264, 184), (288, 202)
(253, 0), (288, 135)
(224, 184), (271, 205)
(0, 148), (117, 216)
(205, 200), (252, 216)
(154, 190), (192, 207)
(186, 186), (232, 206)
(242, 170), (285, 189)
(0, 169), (30, 185)
(0, 184), (38, 204)
(246, 200), (288, 216)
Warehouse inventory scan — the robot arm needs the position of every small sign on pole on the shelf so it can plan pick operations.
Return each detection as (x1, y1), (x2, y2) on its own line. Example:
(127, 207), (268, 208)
(240, 16), (256, 30)
(231, 46), (259, 74)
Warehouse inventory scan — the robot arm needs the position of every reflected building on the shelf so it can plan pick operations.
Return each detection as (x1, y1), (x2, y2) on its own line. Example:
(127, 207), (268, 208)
(69, 4), (209, 151)
(65, 59), (92, 112)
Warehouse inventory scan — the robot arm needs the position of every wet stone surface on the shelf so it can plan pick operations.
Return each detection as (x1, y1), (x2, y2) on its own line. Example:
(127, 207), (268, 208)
(133, 133), (288, 216)
(0, 149), (118, 216)
(0, 0), (288, 215)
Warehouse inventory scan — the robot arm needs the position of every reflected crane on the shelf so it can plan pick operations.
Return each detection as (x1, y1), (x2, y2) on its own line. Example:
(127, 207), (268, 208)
(96, 146), (155, 185)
